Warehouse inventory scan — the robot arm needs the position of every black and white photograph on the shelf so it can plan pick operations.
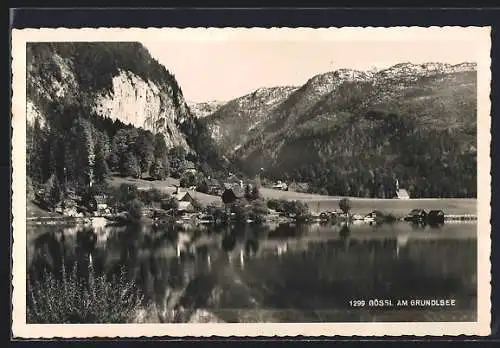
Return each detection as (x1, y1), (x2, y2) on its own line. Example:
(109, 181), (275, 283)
(11, 27), (491, 337)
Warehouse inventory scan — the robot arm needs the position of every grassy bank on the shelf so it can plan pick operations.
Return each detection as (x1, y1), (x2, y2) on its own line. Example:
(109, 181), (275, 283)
(258, 188), (477, 216)
(297, 198), (477, 216)
(107, 176), (222, 206)
(27, 201), (61, 219)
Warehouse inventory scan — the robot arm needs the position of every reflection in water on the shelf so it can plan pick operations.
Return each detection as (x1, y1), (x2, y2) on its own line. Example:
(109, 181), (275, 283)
(245, 235), (259, 256)
(27, 221), (477, 322)
(74, 227), (98, 283)
(222, 232), (237, 253)
(410, 221), (427, 231)
(429, 222), (446, 229)
(31, 231), (65, 279)
(396, 233), (410, 258)
(339, 223), (351, 251)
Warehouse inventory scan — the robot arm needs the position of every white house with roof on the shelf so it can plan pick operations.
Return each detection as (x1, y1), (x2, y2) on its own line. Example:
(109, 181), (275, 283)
(272, 180), (288, 191)
(172, 186), (196, 212)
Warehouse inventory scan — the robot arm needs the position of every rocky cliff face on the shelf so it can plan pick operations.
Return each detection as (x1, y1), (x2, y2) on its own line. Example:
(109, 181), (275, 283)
(93, 70), (189, 149)
(26, 42), (194, 151)
(203, 86), (298, 153)
(26, 48), (78, 128)
(187, 101), (225, 119)
(27, 100), (46, 128)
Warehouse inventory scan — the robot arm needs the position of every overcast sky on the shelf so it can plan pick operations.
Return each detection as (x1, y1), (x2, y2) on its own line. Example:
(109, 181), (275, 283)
(142, 28), (482, 103)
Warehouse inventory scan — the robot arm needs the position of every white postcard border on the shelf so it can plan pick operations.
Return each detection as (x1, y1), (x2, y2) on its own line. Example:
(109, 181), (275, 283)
(11, 26), (492, 338)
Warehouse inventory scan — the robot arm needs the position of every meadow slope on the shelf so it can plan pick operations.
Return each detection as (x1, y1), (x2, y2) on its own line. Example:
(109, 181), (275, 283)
(107, 177), (477, 216)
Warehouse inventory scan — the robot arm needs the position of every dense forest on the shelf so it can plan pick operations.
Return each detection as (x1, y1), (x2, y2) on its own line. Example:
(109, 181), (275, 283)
(27, 107), (196, 199)
(252, 110), (477, 198)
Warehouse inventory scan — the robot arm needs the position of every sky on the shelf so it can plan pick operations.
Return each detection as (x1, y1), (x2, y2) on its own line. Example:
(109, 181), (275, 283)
(142, 28), (483, 103)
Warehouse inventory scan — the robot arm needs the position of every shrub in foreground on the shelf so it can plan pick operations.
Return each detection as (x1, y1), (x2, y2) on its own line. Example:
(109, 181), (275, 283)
(27, 263), (144, 323)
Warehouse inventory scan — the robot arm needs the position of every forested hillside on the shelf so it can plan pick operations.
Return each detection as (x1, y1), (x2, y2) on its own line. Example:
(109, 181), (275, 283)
(225, 64), (478, 198)
(26, 42), (225, 201)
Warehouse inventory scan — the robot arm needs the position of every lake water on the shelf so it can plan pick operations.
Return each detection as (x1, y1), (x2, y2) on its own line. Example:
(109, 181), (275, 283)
(27, 219), (477, 323)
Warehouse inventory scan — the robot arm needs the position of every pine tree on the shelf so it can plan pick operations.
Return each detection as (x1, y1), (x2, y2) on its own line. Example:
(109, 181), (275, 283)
(136, 131), (154, 177)
(244, 184), (252, 201)
(43, 174), (62, 210)
(75, 118), (96, 188)
(149, 158), (167, 180)
(151, 133), (170, 180)
(27, 118), (45, 184)
(121, 152), (141, 178)
(93, 130), (110, 184)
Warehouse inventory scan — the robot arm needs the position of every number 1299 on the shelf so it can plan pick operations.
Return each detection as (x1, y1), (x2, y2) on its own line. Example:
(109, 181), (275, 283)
(349, 300), (366, 307)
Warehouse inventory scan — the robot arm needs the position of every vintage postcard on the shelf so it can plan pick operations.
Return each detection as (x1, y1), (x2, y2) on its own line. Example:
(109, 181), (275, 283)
(11, 27), (491, 338)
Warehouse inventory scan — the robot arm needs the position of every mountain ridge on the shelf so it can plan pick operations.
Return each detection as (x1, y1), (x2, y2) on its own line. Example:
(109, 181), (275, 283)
(204, 60), (477, 198)
(202, 86), (299, 154)
(202, 61), (477, 156)
(187, 100), (226, 119)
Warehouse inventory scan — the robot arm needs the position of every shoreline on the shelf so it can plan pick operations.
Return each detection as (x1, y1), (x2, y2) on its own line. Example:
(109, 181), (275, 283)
(27, 196), (478, 223)
(26, 211), (477, 226)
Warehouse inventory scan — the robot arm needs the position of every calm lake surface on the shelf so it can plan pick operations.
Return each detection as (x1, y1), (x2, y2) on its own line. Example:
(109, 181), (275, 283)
(27, 219), (477, 323)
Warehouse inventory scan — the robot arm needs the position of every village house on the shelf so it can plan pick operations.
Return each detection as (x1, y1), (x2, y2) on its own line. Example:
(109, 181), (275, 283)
(221, 185), (245, 207)
(172, 187), (196, 213)
(205, 178), (222, 196)
(272, 180), (288, 191)
(88, 195), (109, 214)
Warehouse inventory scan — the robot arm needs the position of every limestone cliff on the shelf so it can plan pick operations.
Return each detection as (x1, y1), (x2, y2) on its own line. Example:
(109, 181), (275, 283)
(26, 42), (195, 151)
(93, 70), (189, 149)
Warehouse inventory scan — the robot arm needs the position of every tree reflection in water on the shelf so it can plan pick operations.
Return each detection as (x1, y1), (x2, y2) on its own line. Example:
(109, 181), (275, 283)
(339, 223), (351, 251)
(27, 220), (477, 323)
(31, 231), (64, 280)
(222, 231), (237, 253)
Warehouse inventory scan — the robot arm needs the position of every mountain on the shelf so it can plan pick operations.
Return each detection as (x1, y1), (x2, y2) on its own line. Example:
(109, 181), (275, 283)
(188, 100), (225, 118)
(226, 62), (477, 198)
(203, 86), (298, 154)
(26, 42), (224, 192)
(27, 42), (194, 150)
